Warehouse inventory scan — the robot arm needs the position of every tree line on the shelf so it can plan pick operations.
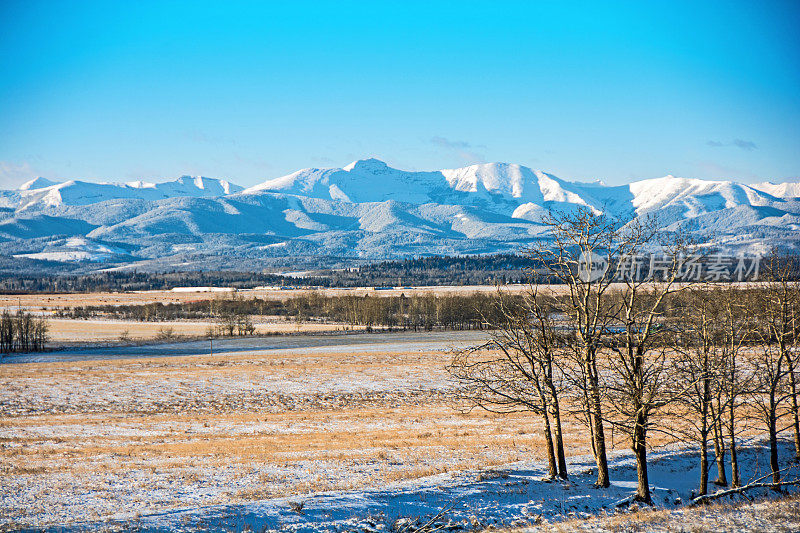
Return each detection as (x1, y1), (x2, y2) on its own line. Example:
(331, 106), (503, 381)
(448, 207), (800, 505)
(3, 252), (798, 294)
(0, 254), (551, 293)
(57, 292), (512, 331)
(0, 310), (48, 354)
(0, 270), (299, 293)
(325, 254), (540, 286)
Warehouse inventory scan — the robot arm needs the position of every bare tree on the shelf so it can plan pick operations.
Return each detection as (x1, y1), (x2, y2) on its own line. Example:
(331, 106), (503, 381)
(749, 255), (799, 487)
(673, 286), (725, 496)
(768, 256), (800, 460)
(448, 286), (569, 479)
(717, 285), (752, 488)
(602, 232), (698, 504)
(519, 207), (644, 488)
(0, 310), (48, 354)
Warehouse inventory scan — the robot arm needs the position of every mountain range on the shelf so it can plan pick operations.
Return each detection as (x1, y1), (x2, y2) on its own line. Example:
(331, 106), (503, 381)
(1, 159), (798, 273)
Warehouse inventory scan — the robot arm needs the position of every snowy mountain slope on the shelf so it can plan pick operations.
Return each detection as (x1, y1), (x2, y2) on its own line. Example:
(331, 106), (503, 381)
(0, 214), (97, 240)
(19, 177), (57, 190)
(244, 160), (606, 216)
(12, 237), (134, 263)
(244, 158), (456, 205)
(751, 181), (800, 199)
(1, 160), (798, 271)
(628, 176), (774, 218)
(5, 175), (242, 210)
(245, 159), (796, 222)
(441, 163), (590, 207)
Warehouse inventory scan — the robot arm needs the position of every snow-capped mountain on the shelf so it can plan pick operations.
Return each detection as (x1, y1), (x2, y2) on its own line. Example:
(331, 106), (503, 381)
(1, 175), (243, 210)
(1, 160), (798, 271)
(750, 181), (800, 199)
(243, 159), (597, 212)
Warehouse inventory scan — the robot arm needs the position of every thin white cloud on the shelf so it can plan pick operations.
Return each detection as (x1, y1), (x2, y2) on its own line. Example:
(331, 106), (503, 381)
(0, 161), (37, 189)
(706, 139), (757, 151)
(430, 136), (486, 164)
(733, 139), (757, 151)
(695, 160), (761, 181)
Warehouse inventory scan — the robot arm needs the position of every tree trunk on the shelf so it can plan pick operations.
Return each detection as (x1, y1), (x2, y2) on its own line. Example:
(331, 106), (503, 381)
(546, 382), (568, 480)
(541, 410), (557, 479)
(586, 399), (597, 461)
(584, 349), (609, 487)
(699, 425), (708, 496)
(633, 412), (651, 504)
(699, 373), (710, 496)
(790, 363), (800, 461)
(769, 408), (781, 489)
(710, 402), (728, 486)
(583, 346), (611, 488)
(728, 401), (740, 488)
(551, 402), (568, 479)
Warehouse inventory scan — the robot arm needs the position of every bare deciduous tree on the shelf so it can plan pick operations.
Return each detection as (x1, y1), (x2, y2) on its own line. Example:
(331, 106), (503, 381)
(519, 207), (642, 488)
(448, 286), (568, 479)
(718, 285), (752, 488)
(602, 232), (697, 504)
(673, 286), (724, 496)
(750, 255), (800, 487)
(449, 208), (798, 504)
(0, 310), (48, 354)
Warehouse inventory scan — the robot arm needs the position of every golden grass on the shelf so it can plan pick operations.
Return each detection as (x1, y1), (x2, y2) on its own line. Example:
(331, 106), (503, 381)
(1, 346), (595, 527)
(0, 341), (771, 529)
(0, 285), (533, 311)
(40, 318), (363, 342)
(2, 282), (760, 311)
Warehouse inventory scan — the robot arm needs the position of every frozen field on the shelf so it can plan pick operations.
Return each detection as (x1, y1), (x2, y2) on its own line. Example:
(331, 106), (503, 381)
(1, 330), (489, 363)
(42, 439), (799, 532)
(1, 335), (798, 531)
(39, 317), (368, 344)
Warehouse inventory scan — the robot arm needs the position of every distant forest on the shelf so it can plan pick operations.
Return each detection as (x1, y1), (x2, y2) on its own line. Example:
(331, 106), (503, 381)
(0, 254), (539, 293)
(2, 253), (798, 293)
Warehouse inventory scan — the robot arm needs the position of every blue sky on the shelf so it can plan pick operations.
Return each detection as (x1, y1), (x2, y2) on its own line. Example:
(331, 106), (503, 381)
(1, 1), (798, 187)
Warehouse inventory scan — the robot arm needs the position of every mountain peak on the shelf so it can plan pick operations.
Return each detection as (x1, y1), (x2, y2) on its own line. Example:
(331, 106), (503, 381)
(11, 175), (243, 208)
(3, 159), (800, 267)
(343, 158), (389, 172)
(19, 177), (57, 191)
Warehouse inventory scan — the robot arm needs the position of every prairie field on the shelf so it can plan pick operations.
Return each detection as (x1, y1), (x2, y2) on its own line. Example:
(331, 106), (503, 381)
(0, 285), (531, 311)
(0, 343), (593, 528)
(2, 285), (519, 343)
(1, 328), (797, 531)
(43, 317), (362, 343)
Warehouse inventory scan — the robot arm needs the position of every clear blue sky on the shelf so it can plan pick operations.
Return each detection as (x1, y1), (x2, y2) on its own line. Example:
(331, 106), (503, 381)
(1, 1), (798, 188)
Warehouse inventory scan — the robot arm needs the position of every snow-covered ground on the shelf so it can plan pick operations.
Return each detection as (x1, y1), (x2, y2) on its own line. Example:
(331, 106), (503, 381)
(27, 439), (800, 532)
(2, 330), (488, 364)
(1, 346), (549, 528)
(2, 342), (798, 531)
(519, 493), (800, 532)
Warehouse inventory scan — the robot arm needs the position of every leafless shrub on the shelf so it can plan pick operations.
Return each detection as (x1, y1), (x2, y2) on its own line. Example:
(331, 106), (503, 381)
(156, 326), (176, 340)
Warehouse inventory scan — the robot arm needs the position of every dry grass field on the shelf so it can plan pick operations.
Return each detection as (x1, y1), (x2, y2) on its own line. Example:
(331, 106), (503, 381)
(0, 345), (595, 528)
(1, 285), (521, 343)
(0, 285), (532, 311)
(1, 282), (752, 313)
(2, 340), (796, 531)
(43, 317), (362, 342)
(0, 284), (790, 530)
